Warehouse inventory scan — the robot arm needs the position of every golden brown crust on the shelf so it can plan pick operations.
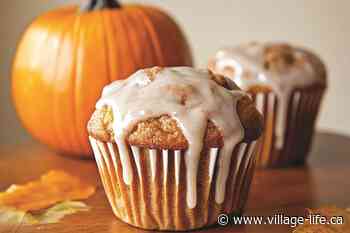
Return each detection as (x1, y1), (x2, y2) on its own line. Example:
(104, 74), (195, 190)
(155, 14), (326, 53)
(87, 106), (114, 142)
(208, 60), (236, 86)
(127, 116), (223, 150)
(87, 97), (263, 150)
(262, 44), (327, 89)
(144, 66), (163, 81)
(208, 70), (239, 90)
(87, 68), (263, 150)
(237, 96), (264, 143)
(87, 107), (224, 149)
(263, 43), (296, 71)
(245, 85), (274, 94)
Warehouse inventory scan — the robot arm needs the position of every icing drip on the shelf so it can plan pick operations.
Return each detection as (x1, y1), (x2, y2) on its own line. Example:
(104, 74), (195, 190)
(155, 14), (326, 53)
(149, 149), (157, 182)
(212, 43), (321, 149)
(174, 150), (181, 186)
(162, 150), (169, 184)
(208, 148), (219, 184)
(131, 146), (142, 180)
(95, 67), (245, 208)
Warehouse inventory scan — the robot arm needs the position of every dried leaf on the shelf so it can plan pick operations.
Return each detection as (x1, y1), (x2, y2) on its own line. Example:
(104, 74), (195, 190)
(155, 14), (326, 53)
(0, 170), (95, 211)
(0, 201), (89, 225)
(0, 206), (37, 225)
(35, 201), (90, 224)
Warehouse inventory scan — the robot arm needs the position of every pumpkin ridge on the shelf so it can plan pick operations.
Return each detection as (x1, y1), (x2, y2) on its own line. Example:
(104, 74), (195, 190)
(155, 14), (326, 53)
(72, 14), (90, 154)
(124, 7), (157, 67)
(11, 20), (52, 146)
(68, 14), (88, 153)
(100, 12), (113, 84)
(121, 9), (145, 69)
(117, 11), (137, 72)
(108, 11), (126, 80)
(117, 10), (138, 77)
(143, 7), (192, 67)
(132, 7), (164, 66)
(102, 11), (118, 83)
(37, 15), (67, 149)
(51, 15), (78, 152)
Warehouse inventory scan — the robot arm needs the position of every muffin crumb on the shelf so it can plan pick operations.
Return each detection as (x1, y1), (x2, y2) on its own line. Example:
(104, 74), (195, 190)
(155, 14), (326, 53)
(263, 44), (295, 71)
(144, 66), (163, 81)
(88, 68), (263, 150)
(208, 71), (238, 90)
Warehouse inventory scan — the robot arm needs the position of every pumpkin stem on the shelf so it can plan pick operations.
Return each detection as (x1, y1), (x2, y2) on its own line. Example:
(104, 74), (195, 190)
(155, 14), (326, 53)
(80, 0), (121, 12)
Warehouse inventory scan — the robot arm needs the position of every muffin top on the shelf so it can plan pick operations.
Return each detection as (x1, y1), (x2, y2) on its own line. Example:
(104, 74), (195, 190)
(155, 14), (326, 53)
(88, 66), (263, 208)
(88, 67), (263, 149)
(208, 42), (327, 93)
(209, 42), (327, 150)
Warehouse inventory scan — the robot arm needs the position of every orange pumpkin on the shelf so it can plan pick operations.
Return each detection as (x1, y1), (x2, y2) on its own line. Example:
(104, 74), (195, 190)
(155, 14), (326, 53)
(12, 0), (193, 158)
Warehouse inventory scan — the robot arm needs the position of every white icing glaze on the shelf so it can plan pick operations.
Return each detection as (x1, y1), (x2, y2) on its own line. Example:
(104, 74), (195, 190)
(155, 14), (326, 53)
(162, 150), (169, 184)
(211, 43), (322, 149)
(95, 67), (246, 208)
(208, 148), (219, 184)
(149, 149), (157, 182)
(174, 150), (181, 186)
(131, 146), (142, 180)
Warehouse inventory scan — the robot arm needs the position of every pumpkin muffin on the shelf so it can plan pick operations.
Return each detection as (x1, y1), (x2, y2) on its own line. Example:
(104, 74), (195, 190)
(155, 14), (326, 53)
(209, 42), (327, 168)
(87, 66), (263, 230)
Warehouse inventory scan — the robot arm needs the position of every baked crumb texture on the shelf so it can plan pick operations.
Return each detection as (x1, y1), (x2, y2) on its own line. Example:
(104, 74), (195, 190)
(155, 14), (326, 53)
(262, 43), (327, 83)
(87, 68), (263, 149)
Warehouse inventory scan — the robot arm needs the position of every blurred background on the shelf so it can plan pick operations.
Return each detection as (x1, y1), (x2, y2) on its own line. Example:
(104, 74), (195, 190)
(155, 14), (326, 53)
(1, 0), (349, 144)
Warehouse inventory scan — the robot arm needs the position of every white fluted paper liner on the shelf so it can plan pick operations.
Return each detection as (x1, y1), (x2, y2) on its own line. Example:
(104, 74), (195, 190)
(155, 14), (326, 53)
(252, 87), (325, 168)
(89, 137), (258, 231)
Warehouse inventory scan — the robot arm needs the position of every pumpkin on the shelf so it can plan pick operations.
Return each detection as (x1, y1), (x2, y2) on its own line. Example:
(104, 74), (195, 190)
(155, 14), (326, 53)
(12, 0), (193, 158)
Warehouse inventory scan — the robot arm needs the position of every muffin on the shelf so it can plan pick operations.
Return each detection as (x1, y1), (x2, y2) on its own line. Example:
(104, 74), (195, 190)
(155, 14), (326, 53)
(87, 66), (263, 230)
(209, 42), (327, 168)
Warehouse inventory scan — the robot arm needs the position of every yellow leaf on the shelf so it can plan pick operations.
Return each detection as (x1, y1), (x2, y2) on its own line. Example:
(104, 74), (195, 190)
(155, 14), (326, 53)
(0, 201), (90, 225)
(0, 170), (95, 211)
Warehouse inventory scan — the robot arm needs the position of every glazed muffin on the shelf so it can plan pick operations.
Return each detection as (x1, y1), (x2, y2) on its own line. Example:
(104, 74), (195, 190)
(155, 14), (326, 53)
(209, 42), (327, 168)
(87, 66), (263, 230)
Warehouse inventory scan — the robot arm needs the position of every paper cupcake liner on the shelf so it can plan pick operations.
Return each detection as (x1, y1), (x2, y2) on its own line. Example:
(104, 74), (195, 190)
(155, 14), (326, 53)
(89, 137), (257, 231)
(251, 86), (325, 168)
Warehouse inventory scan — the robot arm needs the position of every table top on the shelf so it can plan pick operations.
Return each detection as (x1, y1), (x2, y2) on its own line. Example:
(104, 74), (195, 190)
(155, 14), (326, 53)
(0, 131), (350, 233)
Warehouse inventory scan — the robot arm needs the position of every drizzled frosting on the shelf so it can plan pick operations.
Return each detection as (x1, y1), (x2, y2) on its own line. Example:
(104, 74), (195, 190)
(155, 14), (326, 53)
(95, 67), (246, 208)
(210, 42), (324, 149)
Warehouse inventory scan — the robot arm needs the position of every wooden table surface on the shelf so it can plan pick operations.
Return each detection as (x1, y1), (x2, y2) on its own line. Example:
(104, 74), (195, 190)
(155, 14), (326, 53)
(0, 131), (350, 233)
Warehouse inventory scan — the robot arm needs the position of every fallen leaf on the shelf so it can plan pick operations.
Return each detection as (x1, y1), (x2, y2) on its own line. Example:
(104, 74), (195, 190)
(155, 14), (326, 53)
(0, 170), (95, 211)
(35, 201), (90, 224)
(0, 206), (37, 225)
(0, 201), (90, 225)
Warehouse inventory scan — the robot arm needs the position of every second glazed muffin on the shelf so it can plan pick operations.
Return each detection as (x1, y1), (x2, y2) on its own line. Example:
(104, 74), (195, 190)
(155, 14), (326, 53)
(209, 42), (327, 168)
(87, 67), (263, 230)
